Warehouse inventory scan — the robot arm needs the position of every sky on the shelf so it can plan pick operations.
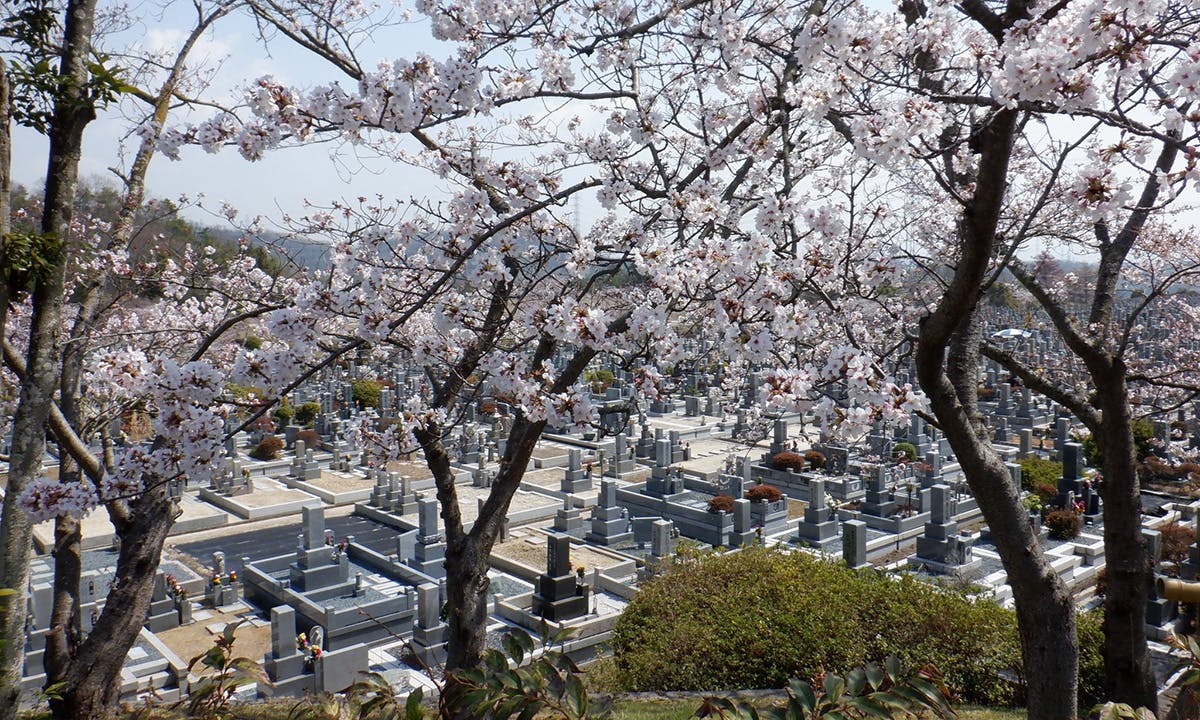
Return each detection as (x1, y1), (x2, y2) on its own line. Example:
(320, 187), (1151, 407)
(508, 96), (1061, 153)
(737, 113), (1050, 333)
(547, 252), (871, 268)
(11, 0), (461, 231)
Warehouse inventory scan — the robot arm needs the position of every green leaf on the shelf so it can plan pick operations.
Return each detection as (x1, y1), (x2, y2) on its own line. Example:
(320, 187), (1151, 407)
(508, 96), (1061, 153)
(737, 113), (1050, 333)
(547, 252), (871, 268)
(823, 673), (845, 702)
(864, 663), (884, 691)
(846, 696), (894, 720)
(845, 667), (866, 697)
(503, 632), (526, 666)
(789, 680), (816, 713)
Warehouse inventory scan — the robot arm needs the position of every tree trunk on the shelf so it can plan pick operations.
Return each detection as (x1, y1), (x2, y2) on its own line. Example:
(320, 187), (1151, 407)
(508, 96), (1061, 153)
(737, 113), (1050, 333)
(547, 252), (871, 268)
(48, 486), (176, 720)
(442, 540), (491, 673)
(1096, 363), (1156, 711)
(0, 0), (99, 712)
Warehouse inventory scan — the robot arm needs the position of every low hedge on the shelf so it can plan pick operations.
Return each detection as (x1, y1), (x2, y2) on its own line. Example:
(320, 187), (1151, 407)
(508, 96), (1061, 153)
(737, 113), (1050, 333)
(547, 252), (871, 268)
(611, 545), (1102, 707)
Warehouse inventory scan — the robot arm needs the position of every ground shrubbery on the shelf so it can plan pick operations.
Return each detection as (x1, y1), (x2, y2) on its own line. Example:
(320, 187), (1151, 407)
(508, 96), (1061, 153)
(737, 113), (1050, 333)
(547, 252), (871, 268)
(893, 442), (917, 461)
(611, 545), (1103, 707)
(770, 451), (806, 472)
(294, 401), (321, 426)
(1044, 510), (1082, 540)
(1018, 456), (1062, 493)
(250, 435), (284, 461)
(744, 484), (783, 503)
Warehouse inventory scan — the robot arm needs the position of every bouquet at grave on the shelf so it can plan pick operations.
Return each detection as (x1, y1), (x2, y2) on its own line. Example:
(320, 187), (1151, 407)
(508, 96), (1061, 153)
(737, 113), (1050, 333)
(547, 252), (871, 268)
(228, 571), (237, 584)
(211, 574), (222, 586)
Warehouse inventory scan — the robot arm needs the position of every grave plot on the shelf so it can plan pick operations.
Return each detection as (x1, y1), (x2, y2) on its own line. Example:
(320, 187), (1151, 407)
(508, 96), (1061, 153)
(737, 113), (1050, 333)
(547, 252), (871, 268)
(199, 475), (322, 520)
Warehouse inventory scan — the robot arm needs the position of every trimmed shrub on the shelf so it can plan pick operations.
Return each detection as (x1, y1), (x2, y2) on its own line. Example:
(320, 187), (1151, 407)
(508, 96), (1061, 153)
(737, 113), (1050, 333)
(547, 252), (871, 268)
(1018, 456), (1062, 492)
(241, 335), (263, 350)
(1032, 481), (1058, 505)
(294, 401), (321, 426)
(611, 546), (1024, 705)
(352, 379), (383, 408)
(707, 495), (735, 514)
(804, 450), (826, 469)
(744, 484), (783, 503)
(770, 451), (805, 472)
(273, 403), (295, 425)
(250, 435), (283, 461)
(1045, 509), (1082, 540)
(893, 442), (917, 461)
(296, 429), (321, 449)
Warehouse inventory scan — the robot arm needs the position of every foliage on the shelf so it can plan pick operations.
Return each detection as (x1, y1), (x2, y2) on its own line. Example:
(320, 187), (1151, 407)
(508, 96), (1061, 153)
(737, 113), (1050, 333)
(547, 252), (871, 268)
(696, 656), (956, 720)
(804, 451), (826, 470)
(585, 368), (616, 391)
(893, 443), (917, 462)
(352, 380), (384, 409)
(294, 402), (321, 427)
(707, 495), (736, 514)
(1080, 419), (1155, 468)
(242, 335), (264, 351)
(1022, 494), (1042, 514)
(446, 626), (612, 720)
(181, 621), (271, 720)
(1017, 457), (1062, 493)
(296, 429), (322, 449)
(744, 484), (783, 503)
(284, 673), (426, 720)
(770, 452), (806, 473)
(1075, 611), (1106, 710)
(1044, 510), (1082, 540)
(273, 403), (295, 426)
(250, 436), (284, 461)
(611, 546), (1025, 705)
(0, 0), (133, 134)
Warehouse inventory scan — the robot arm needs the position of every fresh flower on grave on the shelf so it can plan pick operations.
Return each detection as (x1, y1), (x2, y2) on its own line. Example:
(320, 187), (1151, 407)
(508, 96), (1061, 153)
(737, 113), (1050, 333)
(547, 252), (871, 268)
(576, 565), (586, 579)
(310, 646), (322, 659)
(1073, 501), (1085, 515)
(211, 574), (221, 586)
(228, 571), (237, 583)
(297, 633), (308, 650)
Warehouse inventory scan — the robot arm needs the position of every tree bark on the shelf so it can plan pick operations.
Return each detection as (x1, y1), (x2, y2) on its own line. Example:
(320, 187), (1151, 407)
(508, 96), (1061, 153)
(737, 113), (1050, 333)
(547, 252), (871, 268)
(0, 0), (98, 712)
(916, 102), (1078, 720)
(48, 484), (177, 720)
(1095, 363), (1156, 711)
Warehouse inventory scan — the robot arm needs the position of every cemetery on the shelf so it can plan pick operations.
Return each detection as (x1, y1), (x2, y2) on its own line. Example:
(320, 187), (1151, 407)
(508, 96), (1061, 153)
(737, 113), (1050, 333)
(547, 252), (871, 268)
(8, 331), (1200, 712)
(7, 4), (1200, 717)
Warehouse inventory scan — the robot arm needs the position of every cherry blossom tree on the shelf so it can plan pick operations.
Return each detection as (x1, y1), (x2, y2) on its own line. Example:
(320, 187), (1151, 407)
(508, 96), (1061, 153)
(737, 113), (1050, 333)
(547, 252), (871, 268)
(0, 1), (300, 717)
(162, 0), (923, 682)
(128, 1), (1199, 718)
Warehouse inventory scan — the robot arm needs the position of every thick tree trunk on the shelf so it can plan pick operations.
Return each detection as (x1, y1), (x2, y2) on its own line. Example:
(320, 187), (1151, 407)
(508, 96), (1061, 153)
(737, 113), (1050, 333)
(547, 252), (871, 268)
(443, 541), (492, 672)
(1096, 365), (1156, 711)
(48, 486), (176, 720)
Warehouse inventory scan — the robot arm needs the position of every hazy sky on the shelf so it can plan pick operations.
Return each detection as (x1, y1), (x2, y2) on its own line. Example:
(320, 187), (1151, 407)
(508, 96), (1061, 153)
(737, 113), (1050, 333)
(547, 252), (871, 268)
(11, 2), (456, 230)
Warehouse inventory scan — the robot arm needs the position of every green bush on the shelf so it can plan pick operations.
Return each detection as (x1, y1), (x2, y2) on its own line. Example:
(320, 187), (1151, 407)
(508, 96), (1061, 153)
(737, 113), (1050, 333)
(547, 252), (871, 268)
(893, 442), (917, 461)
(612, 546), (1028, 705)
(294, 401), (321, 426)
(1080, 418), (1155, 467)
(352, 379), (383, 409)
(273, 403), (295, 425)
(612, 549), (1110, 709)
(1018, 456), (1061, 492)
(241, 335), (263, 350)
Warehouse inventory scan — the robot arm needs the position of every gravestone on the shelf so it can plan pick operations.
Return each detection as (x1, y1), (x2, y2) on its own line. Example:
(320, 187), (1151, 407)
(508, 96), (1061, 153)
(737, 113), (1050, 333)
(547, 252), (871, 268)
(532, 533), (589, 622)
(842, 519), (869, 570)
